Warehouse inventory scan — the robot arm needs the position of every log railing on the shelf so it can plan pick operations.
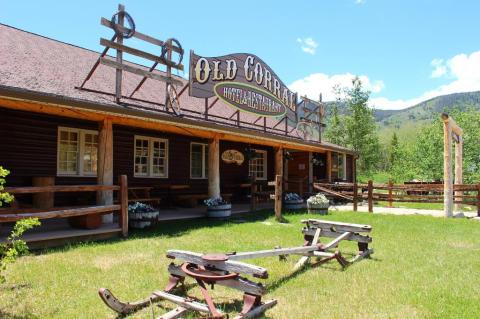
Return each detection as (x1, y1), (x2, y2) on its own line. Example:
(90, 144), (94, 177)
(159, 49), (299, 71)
(313, 181), (480, 216)
(0, 175), (129, 237)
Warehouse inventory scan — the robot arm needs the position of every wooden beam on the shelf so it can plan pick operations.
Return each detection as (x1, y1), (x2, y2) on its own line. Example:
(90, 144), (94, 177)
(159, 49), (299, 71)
(208, 137), (220, 198)
(152, 291), (211, 314)
(100, 17), (184, 54)
(443, 117), (453, 217)
(100, 58), (183, 86)
(454, 138), (463, 212)
(168, 264), (266, 296)
(302, 219), (372, 233)
(97, 119), (114, 225)
(166, 250), (268, 278)
(326, 151), (332, 182)
(274, 174), (283, 220)
(119, 175), (128, 237)
(114, 4), (125, 103)
(100, 38), (184, 71)
(0, 205), (120, 222)
(4, 185), (120, 194)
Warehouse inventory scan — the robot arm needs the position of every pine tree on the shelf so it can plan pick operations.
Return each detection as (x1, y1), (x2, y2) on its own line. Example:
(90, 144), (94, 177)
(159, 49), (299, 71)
(388, 132), (399, 169)
(324, 104), (346, 146)
(343, 77), (380, 174)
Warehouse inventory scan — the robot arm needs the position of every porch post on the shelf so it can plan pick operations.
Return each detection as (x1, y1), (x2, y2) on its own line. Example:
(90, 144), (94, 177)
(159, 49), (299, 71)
(274, 147), (283, 177)
(208, 136), (220, 198)
(97, 118), (114, 223)
(443, 118), (453, 218)
(454, 137), (463, 212)
(326, 151), (332, 182)
(274, 147), (284, 220)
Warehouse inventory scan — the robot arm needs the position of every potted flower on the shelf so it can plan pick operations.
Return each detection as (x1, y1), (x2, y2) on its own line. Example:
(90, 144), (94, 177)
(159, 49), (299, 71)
(128, 202), (159, 229)
(307, 193), (330, 215)
(284, 192), (304, 210)
(204, 197), (232, 218)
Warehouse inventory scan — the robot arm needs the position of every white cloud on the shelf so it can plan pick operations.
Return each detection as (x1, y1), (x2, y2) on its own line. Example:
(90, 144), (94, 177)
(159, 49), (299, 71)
(355, 0), (366, 4)
(289, 72), (384, 102)
(430, 58), (447, 78)
(290, 50), (480, 110)
(297, 37), (318, 55)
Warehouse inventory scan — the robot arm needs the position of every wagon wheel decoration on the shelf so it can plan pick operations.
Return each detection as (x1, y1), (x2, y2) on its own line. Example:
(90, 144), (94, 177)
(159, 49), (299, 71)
(161, 38), (184, 68)
(167, 83), (181, 116)
(296, 120), (316, 141)
(111, 11), (136, 38)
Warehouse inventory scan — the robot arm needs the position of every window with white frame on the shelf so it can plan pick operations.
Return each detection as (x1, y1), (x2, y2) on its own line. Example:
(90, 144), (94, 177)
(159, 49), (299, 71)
(190, 143), (208, 179)
(248, 149), (267, 180)
(57, 127), (98, 176)
(134, 136), (168, 178)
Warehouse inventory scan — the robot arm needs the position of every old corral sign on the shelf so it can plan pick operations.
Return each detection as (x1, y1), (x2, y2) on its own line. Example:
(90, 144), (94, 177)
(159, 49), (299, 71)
(189, 52), (297, 117)
(221, 150), (245, 165)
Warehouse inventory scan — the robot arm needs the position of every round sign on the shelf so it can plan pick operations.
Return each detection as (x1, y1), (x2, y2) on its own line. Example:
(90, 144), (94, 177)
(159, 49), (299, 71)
(221, 150), (245, 165)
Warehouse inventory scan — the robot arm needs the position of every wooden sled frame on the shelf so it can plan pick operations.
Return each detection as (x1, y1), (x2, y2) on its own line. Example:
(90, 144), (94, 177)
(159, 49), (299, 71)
(99, 219), (373, 318)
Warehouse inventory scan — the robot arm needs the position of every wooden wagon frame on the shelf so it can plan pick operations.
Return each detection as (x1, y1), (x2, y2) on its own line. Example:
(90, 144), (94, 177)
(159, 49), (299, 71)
(99, 219), (373, 318)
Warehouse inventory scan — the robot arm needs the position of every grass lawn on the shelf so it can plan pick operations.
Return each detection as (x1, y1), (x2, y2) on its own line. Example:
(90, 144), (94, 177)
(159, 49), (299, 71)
(1, 210), (479, 318)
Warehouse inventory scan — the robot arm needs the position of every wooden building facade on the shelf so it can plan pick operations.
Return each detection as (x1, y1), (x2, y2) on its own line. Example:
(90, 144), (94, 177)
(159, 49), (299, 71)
(0, 21), (356, 243)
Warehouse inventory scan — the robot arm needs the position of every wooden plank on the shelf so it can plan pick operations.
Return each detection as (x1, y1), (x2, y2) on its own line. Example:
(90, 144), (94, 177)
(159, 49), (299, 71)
(322, 231), (352, 250)
(168, 264), (265, 296)
(294, 227), (321, 270)
(166, 250), (268, 278)
(4, 185), (120, 194)
(100, 38), (184, 71)
(152, 291), (211, 313)
(228, 244), (322, 261)
(353, 182), (358, 212)
(274, 174), (282, 220)
(99, 58), (183, 86)
(313, 185), (353, 201)
(232, 299), (277, 319)
(302, 219), (372, 233)
(101, 17), (184, 54)
(368, 180), (373, 213)
(156, 307), (188, 319)
(302, 228), (372, 243)
(119, 175), (128, 237)
(0, 205), (120, 222)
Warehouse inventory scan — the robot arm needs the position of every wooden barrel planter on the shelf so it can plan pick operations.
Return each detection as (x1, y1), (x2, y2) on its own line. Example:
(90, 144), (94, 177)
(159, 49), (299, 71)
(129, 210), (159, 229)
(307, 203), (329, 215)
(284, 199), (304, 210)
(207, 204), (232, 218)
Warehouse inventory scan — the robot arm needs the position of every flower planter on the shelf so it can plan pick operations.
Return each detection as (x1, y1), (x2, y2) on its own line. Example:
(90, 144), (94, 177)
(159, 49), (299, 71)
(129, 210), (159, 229)
(284, 199), (304, 210)
(307, 203), (329, 215)
(207, 204), (232, 218)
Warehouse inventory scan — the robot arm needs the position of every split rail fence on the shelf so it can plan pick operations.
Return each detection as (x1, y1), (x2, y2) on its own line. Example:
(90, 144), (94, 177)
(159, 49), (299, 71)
(0, 175), (129, 237)
(314, 181), (480, 216)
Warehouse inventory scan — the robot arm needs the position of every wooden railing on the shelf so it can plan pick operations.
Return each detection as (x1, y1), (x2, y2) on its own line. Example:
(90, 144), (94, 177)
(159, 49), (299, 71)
(0, 175), (129, 237)
(313, 181), (480, 216)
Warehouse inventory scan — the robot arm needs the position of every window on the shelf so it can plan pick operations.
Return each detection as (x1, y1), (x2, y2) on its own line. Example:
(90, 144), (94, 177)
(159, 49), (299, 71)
(57, 127), (98, 176)
(331, 152), (346, 180)
(134, 136), (168, 178)
(248, 149), (267, 180)
(190, 143), (208, 179)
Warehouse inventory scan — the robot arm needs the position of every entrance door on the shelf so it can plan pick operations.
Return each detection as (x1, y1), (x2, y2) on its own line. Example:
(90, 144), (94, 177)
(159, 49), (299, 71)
(287, 151), (310, 196)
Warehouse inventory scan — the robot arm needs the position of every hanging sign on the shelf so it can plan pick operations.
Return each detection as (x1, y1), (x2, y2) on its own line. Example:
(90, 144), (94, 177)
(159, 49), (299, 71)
(189, 52), (297, 118)
(221, 150), (245, 165)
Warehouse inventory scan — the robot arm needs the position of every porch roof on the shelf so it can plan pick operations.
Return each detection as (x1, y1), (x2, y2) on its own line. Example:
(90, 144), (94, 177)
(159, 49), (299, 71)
(0, 23), (355, 155)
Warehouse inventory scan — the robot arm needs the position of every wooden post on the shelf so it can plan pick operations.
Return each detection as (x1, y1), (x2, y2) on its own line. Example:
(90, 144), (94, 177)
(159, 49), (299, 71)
(367, 180), (373, 213)
(208, 137), (220, 198)
(326, 151), (332, 182)
(119, 175), (128, 237)
(32, 176), (55, 209)
(115, 4), (125, 103)
(353, 182), (358, 212)
(454, 137), (463, 212)
(250, 175), (257, 212)
(274, 174), (283, 220)
(388, 179), (393, 208)
(97, 118), (114, 223)
(477, 184), (480, 217)
(442, 116), (453, 217)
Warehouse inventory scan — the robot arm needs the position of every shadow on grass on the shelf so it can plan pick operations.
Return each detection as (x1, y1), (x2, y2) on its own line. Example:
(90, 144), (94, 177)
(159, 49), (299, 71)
(0, 309), (38, 319)
(34, 209), (284, 255)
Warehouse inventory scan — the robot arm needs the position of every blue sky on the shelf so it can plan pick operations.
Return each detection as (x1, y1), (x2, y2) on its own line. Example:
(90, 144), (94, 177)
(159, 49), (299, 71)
(1, 0), (480, 109)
